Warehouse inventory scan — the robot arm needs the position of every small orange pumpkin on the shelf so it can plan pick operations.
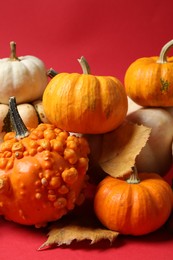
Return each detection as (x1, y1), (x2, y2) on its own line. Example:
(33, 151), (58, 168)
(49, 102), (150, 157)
(43, 57), (128, 134)
(94, 167), (173, 235)
(0, 97), (90, 227)
(125, 40), (173, 107)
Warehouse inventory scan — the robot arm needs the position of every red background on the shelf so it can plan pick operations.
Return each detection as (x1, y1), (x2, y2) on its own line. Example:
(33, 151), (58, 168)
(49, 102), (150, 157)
(1, 0), (173, 82)
(0, 0), (173, 259)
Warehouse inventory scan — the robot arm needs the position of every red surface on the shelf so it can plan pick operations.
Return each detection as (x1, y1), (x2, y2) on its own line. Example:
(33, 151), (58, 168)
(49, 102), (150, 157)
(0, 0), (173, 259)
(0, 218), (173, 260)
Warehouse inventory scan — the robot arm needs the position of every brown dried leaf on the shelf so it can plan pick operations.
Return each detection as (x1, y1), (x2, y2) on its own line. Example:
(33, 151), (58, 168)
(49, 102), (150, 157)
(87, 121), (151, 178)
(39, 198), (119, 249)
(39, 221), (118, 249)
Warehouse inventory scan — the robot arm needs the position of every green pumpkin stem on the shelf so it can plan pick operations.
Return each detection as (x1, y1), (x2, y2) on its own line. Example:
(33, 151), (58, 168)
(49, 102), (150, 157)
(47, 68), (58, 78)
(157, 39), (173, 64)
(127, 166), (140, 184)
(9, 97), (29, 140)
(47, 57), (91, 77)
(78, 56), (91, 74)
(10, 41), (20, 61)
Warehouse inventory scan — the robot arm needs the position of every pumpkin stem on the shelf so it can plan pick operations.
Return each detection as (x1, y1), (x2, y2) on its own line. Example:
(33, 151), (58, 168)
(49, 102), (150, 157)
(10, 41), (20, 61)
(127, 166), (140, 184)
(9, 97), (29, 140)
(157, 39), (173, 64)
(47, 68), (58, 78)
(78, 56), (91, 74)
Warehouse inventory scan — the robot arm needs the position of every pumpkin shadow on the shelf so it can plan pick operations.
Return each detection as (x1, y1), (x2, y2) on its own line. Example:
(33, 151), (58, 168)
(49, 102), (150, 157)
(123, 227), (173, 245)
(55, 227), (173, 251)
(40, 236), (125, 251)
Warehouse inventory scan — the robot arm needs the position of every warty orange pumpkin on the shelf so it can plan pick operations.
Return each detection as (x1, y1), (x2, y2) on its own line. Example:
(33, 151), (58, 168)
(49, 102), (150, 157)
(125, 39), (173, 107)
(0, 97), (90, 227)
(43, 57), (128, 134)
(94, 167), (173, 235)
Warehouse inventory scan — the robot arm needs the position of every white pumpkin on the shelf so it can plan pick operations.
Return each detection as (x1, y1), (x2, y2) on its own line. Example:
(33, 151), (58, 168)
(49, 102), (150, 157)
(127, 97), (142, 115)
(0, 41), (48, 104)
(127, 97), (173, 175)
(0, 104), (9, 132)
(16, 103), (39, 129)
(32, 99), (50, 123)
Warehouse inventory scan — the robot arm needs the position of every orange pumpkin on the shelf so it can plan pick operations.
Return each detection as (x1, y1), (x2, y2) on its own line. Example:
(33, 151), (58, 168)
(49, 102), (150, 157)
(0, 97), (90, 227)
(125, 40), (173, 107)
(43, 57), (128, 134)
(94, 167), (173, 235)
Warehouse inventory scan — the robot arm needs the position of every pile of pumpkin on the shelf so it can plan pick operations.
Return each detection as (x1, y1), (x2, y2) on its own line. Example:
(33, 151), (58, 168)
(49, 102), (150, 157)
(0, 40), (173, 236)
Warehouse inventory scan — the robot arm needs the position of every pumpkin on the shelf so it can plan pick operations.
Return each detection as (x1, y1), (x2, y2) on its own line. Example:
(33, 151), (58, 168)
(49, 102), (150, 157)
(0, 100), (50, 143)
(43, 57), (128, 134)
(0, 41), (48, 104)
(32, 99), (50, 124)
(125, 39), (173, 107)
(94, 167), (173, 235)
(127, 97), (173, 175)
(127, 96), (141, 114)
(0, 97), (90, 227)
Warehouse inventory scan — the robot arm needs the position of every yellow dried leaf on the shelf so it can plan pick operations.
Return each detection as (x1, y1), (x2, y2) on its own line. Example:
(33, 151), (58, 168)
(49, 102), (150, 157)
(99, 121), (151, 177)
(39, 199), (119, 249)
(39, 221), (118, 249)
(86, 121), (151, 178)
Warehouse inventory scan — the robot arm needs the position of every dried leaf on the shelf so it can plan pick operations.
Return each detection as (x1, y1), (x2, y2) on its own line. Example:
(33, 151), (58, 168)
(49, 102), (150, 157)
(99, 121), (151, 177)
(86, 121), (151, 178)
(39, 198), (119, 249)
(39, 221), (118, 249)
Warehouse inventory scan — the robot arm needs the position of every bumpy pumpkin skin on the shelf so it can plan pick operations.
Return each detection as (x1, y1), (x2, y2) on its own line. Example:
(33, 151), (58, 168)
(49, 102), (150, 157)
(43, 73), (128, 134)
(94, 174), (173, 235)
(125, 56), (173, 107)
(0, 124), (90, 227)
